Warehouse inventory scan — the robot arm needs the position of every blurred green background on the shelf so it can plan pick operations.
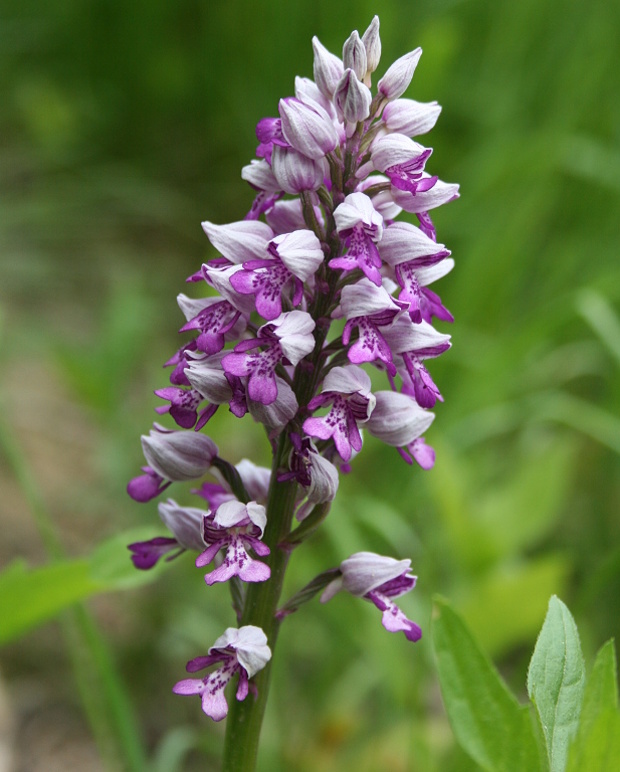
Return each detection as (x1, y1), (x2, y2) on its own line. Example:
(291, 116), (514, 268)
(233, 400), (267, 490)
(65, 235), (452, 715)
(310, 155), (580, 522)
(1, 0), (619, 769)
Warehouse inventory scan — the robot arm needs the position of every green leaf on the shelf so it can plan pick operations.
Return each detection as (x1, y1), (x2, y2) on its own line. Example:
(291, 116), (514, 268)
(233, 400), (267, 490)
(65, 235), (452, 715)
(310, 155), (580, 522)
(0, 528), (174, 645)
(582, 640), (618, 715)
(566, 709), (620, 772)
(527, 596), (586, 772)
(433, 597), (543, 771)
(567, 640), (619, 772)
(0, 558), (105, 645)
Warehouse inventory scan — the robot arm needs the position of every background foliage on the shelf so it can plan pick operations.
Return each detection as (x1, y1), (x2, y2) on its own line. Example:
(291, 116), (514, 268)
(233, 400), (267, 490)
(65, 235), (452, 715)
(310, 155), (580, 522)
(1, 0), (618, 769)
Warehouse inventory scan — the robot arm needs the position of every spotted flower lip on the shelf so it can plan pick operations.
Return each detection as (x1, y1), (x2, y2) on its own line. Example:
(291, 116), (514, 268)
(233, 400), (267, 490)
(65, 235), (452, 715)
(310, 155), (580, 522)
(172, 625), (271, 721)
(196, 500), (271, 585)
(303, 365), (376, 462)
(337, 278), (404, 374)
(222, 311), (315, 405)
(330, 192), (385, 286)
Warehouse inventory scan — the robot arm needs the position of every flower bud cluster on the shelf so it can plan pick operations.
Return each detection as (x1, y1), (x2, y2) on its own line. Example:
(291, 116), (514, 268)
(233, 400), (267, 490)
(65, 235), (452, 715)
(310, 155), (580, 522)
(127, 16), (457, 721)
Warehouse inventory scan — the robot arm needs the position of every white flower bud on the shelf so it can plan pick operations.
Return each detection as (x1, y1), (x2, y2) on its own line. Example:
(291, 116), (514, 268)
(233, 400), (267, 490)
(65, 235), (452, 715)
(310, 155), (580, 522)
(378, 48), (422, 100)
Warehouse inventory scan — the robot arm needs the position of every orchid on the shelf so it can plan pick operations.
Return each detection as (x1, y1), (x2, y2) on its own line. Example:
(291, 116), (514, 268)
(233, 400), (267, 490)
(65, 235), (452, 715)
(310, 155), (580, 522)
(126, 16), (457, 771)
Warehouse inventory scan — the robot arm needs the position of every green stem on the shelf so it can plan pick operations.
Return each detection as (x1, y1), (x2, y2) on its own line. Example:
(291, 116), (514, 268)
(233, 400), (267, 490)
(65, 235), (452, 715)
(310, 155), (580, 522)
(221, 197), (343, 772)
(221, 434), (299, 771)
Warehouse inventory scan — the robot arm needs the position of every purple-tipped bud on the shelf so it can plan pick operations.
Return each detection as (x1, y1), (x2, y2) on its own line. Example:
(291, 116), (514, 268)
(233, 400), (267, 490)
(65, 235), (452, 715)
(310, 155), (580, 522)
(334, 69), (372, 124)
(279, 97), (339, 160)
(383, 99), (442, 137)
(312, 37), (344, 101)
(141, 424), (218, 482)
(127, 467), (169, 502)
(158, 499), (207, 551)
(342, 30), (367, 81)
(362, 16), (381, 76)
(271, 145), (326, 194)
(377, 48), (422, 101)
(296, 450), (340, 521)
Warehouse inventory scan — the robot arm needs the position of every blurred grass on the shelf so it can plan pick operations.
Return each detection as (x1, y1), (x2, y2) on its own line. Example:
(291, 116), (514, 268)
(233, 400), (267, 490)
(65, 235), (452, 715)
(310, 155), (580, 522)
(1, 0), (619, 769)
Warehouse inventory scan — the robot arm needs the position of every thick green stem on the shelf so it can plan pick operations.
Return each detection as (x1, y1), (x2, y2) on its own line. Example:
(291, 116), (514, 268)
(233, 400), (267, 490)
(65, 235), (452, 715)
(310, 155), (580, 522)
(221, 434), (298, 772)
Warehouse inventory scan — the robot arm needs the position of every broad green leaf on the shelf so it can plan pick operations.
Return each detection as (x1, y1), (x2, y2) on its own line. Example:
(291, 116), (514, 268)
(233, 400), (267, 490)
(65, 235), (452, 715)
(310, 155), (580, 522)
(582, 639), (618, 716)
(0, 558), (105, 645)
(567, 640), (619, 772)
(566, 709), (620, 772)
(433, 597), (543, 771)
(527, 596), (585, 772)
(0, 528), (173, 645)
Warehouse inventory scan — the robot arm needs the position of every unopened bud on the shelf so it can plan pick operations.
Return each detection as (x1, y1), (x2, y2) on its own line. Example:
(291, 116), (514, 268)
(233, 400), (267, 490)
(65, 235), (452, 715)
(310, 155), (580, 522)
(362, 16), (381, 75)
(377, 48), (422, 101)
(312, 37), (344, 100)
(342, 30), (367, 81)
(141, 424), (218, 482)
(334, 69), (372, 124)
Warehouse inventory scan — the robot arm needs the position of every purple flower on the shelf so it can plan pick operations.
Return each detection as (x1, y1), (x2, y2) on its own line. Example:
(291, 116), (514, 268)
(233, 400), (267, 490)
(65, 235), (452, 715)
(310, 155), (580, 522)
(334, 69), (372, 125)
(173, 625), (271, 721)
(271, 145), (327, 194)
(383, 316), (451, 408)
(391, 176), (460, 214)
(371, 134), (436, 196)
(177, 293), (245, 356)
(338, 278), (404, 375)
(201, 219), (273, 264)
(229, 229), (323, 320)
(321, 552), (422, 642)
(126, 18), (459, 713)
(222, 311), (315, 405)
(329, 193), (384, 286)
(303, 365), (376, 462)
(312, 36), (344, 101)
(361, 16), (381, 79)
(196, 500), (271, 585)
